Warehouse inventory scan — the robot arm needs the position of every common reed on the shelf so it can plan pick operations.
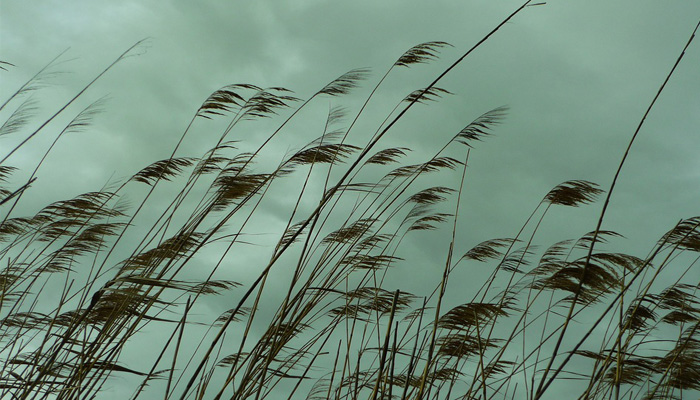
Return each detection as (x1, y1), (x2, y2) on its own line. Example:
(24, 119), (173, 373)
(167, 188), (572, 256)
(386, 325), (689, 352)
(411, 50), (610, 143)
(1, 2), (699, 399)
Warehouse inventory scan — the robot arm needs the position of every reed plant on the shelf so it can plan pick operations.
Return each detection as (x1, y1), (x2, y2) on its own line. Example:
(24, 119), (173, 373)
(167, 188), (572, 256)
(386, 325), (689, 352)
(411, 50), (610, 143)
(1, 2), (699, 399)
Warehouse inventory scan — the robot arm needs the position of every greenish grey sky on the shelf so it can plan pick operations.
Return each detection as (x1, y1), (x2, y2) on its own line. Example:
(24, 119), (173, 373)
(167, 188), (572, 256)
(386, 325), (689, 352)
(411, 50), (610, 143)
(2, 1), (698, 239)
(1, 1), (699, 399)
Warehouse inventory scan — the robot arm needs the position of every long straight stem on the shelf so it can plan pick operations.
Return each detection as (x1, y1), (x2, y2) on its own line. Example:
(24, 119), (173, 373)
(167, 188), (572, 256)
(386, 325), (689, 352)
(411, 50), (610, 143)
(534, 18), (700, 399)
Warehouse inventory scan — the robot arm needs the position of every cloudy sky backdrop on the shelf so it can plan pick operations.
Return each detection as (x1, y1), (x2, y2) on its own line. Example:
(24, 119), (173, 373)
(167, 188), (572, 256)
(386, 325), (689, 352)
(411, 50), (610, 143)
(2, 1), (699, 399)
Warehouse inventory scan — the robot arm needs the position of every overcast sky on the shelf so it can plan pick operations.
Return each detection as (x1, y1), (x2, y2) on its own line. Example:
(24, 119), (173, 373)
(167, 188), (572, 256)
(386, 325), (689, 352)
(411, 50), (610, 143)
(2, 1), (700, 399)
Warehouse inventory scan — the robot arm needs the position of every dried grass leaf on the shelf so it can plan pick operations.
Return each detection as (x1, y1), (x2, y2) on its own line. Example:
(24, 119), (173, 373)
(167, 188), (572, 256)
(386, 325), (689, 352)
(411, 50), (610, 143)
(462, 238), (517, 263)
(395, 41), (452, 67)
(364, 147), (410, 165)
(131, 157), (196, 185)
(455, 106), (508, 147)
(544, 180), (603, 207)
(317, 68), (370, 96)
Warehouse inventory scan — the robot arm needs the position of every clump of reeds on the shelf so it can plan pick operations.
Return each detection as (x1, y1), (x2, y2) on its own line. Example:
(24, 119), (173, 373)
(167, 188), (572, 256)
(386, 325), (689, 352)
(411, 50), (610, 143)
(1, 2), (699, 400)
